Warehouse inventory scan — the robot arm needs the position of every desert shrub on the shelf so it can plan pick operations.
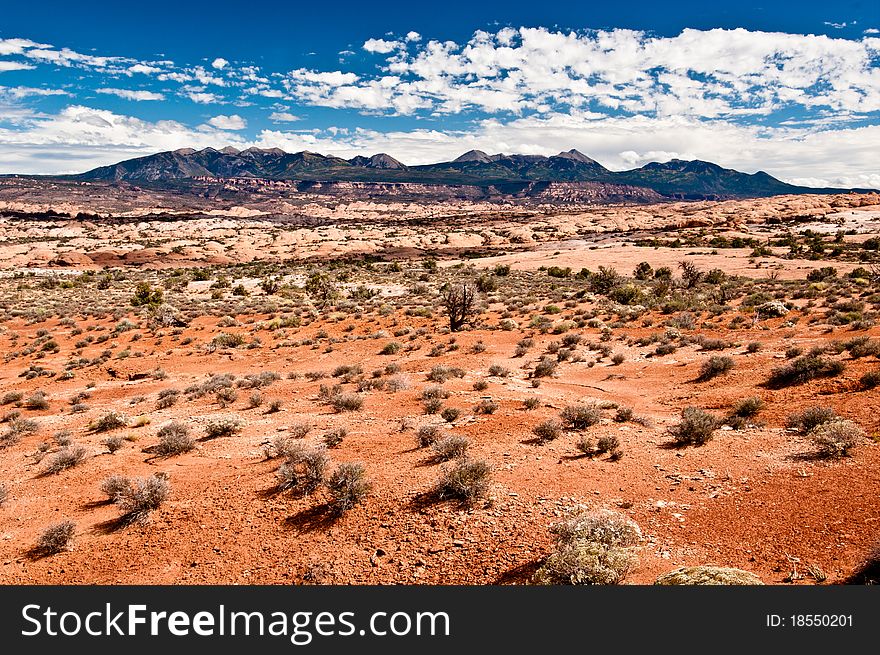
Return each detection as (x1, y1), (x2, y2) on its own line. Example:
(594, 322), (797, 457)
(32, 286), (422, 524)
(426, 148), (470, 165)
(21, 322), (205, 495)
(102, 435), (125, 454)
(785, 346), (803, 359)
(204, 418), (242, 439)
(560, 403), (601, 430)
(596, 434), (620, 454)
(211, 332), (246, 349)
(474, 399), (499, 414)
(731, 397), (764, 418)
(654, 566), (763, 585)
(523, 397), (540, 410)
(101, 475), (132, 502)
(322, 427), (347, 448)
(698, 355), (734, 381)
(24, 392), (50, 410)
(421, 385), (450, 400)
(248, 391), (264, 408)
(786, 406), (838, 433)
(472, 379), (489, 391)
(380, 342), (401, 355)
(437, 458), (491, 505)
(654, 343), (677, 356)
(427, 365), (465, 383)
(43, 445), (88, 475)
(669, 407), (718, 446)
(1, 391), (22, 405)
(810, 420), (865, 459)
(533, 419), (563, 443)
(332, 393), (363, 412)
(488, 364), (510, 377)
(5, 416), (38, 443)
(215, 387), (238, 407)
(421, 394), (443, 414)
(417, 424), (442, 448)
(532, 357), (558, 378)
(747, 342), (762, 353)
(155, 389), (179, 409)
(860, 370), (880, 390)
(432, 435), (470, 461)
(768, 355), (844, 387)
(610, 353), (625, 365)
(533, 510), (641, 585)
(276, 444), (329, 494)
(35, 520), (75, 555)
(155, 422), (195, 456)
(327, 463), (371, 515)
(89, 411), (127, 433)
(847, 337), (880, 359)
(634, 262), (653, 280)
(441, 407), (461, 423)
(117, 474), (170, 524)
(332, 363), (363, 379)
(614, 407), (634, 423)
(0, 482), (7, 505)
(575, 435), (595, 455)
(266, 399), (283, 413)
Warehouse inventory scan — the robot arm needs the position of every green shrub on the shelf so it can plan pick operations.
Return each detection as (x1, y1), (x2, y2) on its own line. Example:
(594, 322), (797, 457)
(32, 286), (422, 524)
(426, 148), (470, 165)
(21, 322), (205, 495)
(768, 356), (844, 387)
(786, 406), (838, 433)
(533, 419), (563, 442)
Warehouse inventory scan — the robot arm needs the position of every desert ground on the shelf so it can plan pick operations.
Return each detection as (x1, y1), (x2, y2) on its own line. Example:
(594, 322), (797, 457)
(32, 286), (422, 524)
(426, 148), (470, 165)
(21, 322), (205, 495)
(0, 180), (878, 585)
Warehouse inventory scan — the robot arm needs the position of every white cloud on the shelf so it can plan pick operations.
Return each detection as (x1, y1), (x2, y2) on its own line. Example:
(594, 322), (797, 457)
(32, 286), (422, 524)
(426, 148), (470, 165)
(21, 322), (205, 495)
(212, 57), (229, 69)
(0, 61), (36, 72)
(0, 86), (69, 99)
(128, 63), (163, 75)
(268, 111), (300, 122)
(363, 38), (402, 54)
(97, 88), (164, 101)
(206, 114), (246, 130)
(184, 89), (221, 104)
(405, 31), (422, 42)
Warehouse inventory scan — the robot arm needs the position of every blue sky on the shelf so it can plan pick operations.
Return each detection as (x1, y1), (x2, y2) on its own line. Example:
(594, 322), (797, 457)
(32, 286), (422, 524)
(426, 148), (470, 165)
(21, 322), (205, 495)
(0, 0), (878, 186)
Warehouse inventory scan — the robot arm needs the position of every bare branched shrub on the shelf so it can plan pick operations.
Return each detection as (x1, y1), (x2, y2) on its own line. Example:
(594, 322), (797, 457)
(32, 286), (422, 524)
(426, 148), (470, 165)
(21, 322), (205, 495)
(331, 393), (363, 412)
(440, 282), (479, 332)
(102, 435), (125, 454)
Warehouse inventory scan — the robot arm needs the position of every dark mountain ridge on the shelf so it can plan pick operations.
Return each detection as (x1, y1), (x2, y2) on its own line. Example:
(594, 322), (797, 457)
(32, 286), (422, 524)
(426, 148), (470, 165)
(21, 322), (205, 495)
(73, 147), (868, 199)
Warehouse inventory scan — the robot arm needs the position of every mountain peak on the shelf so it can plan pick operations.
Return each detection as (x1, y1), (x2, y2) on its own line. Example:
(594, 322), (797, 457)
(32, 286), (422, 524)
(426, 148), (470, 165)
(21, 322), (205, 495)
(555, 149), (598, 164)
(368, 153), (404, 169)
(220, 146), (240, 155)
(453, 149), (492, 163)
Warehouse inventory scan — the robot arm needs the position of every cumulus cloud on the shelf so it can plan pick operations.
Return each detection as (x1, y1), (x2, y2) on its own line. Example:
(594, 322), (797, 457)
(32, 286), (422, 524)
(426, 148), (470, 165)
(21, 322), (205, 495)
(363, 38), (402, 54)
(96, 88), (164, 101)
(206, 114), (246, 129)
(212, 57), (229, 69)
(0, 86), (69, 99)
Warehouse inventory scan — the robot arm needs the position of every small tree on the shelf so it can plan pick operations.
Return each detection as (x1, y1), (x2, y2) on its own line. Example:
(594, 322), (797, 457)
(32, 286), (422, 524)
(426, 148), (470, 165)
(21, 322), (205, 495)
(131, 282), (164, 308)
(305, 270), (338, 307)
(678, 261), (703, 288)
(441, 282), (478, 331)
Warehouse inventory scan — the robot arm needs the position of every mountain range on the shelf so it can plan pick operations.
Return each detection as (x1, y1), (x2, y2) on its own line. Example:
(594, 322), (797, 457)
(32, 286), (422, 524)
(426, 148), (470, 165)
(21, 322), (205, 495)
(73, 147), (865, 199)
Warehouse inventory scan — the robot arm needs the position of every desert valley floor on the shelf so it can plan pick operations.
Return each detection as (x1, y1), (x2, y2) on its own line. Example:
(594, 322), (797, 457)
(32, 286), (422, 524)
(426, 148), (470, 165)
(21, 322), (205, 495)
(0, 179), (878, 585)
